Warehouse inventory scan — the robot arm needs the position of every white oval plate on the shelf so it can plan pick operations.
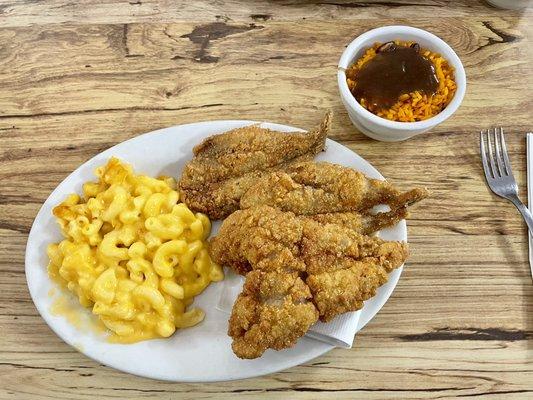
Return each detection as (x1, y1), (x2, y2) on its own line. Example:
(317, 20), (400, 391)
(25, 120), (406, 382)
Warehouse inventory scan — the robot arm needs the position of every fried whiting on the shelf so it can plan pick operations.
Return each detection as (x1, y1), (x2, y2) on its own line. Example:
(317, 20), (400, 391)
(178, 112), (428, 359)
(179, 113), (331, 219)
(229, 270), (318, 359)
(240, 161), (429, 215)
(211, 206), (410, 358)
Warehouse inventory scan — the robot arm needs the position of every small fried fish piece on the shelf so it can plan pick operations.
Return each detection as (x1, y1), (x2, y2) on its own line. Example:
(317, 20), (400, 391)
(179, 113), (332, 219)
(229, 270), (319, 359)
(300, 219), (409, 275)
(308, 207), (408, 236)
(306, 260), (393, 322)
(240, 161), (429, 215)
(213, 206), (412, 357)
(210, 206), (408, 277)
(209, 205), (305, 275)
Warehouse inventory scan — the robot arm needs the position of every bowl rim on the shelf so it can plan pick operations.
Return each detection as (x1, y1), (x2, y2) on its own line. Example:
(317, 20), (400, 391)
(337, 25), (466, 131)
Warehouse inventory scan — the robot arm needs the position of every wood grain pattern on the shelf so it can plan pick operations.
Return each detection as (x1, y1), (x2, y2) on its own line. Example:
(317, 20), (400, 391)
(1, 0), (532, 27)
(1, 1), (532, 399)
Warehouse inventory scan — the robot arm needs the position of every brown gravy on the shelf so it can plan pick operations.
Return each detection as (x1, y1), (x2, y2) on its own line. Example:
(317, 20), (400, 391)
(351, 42), (439, 110)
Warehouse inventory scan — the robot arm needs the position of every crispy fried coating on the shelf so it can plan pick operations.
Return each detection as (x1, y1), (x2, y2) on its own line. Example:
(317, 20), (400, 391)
(210, 206), (409, 276)
(240, 161), (429, 215)
(209, 204), (305, 275)
(180, 170), (271, 222)
(300, 221), (409, 275)
(228, 270), (319, 359)
(306, 261), (390, 322)
(212, 206), (409, 357)
(179, 113), (331, 219)
(308, 207), (408, 236)
(302, 219), (410, 321)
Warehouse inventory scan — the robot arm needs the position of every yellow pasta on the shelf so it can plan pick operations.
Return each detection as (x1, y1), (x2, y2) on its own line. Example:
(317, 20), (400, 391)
(47, 157), (223, 343)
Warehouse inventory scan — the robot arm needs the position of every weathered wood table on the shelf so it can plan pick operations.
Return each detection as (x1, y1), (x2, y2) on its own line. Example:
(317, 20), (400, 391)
(1, 1), (532, 398)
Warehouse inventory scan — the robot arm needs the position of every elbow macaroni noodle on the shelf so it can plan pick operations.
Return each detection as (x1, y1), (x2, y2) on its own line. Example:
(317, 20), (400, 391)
(47, 157), (224, 343)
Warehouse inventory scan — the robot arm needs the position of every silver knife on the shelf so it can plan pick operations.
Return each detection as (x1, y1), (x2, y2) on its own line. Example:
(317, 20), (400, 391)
(527, 133), (533, 279)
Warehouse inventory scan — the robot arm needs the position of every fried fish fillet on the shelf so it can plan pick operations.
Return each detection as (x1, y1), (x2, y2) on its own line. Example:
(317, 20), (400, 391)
(210, 206), (407, 276)
(240, 161), (429, 215)
(210, 203), (305, 275)
(229, 270), (318, 359)
(212, 206), (409, 357)
(179, 113), (332, 219)
(306, 260), (392, 322)
(308, 207), (408, 236)
(299, 219), (409, 276)
(300, 221), (408, 321)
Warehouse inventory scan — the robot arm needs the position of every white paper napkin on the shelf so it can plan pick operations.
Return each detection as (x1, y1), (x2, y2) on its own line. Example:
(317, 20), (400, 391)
(527, 133), (533, 279)
(217, 270), (361, 348)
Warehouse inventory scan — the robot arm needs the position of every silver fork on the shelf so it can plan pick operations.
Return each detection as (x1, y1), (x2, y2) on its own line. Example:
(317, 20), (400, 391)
(480, 127), (533, 231)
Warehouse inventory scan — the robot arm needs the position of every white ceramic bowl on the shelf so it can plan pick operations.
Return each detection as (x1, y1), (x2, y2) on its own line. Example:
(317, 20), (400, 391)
(337, 26), (466, 142)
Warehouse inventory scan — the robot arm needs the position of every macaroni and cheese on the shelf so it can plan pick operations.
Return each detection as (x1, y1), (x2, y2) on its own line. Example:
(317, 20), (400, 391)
(47, 157), (223, 343)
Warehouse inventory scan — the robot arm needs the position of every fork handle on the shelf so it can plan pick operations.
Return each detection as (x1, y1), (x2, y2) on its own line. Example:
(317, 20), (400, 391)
(509, 195), (533, 232)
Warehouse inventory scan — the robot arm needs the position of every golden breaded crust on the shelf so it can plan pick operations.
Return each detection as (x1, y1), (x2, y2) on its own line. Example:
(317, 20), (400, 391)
(178, 113), (331, 219)
(229, 271), (319, 359)
(308, 207), (408, 236)
(306, 262), (389, 322)
(210, 206), (304, 275)
(300, 219), (409, 274)
(214, 206), (411, 357)
(240, 161), (429, 215)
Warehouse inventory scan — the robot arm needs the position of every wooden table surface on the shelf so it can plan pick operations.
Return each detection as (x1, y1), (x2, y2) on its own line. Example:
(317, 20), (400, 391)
(1, 1), (532, 399)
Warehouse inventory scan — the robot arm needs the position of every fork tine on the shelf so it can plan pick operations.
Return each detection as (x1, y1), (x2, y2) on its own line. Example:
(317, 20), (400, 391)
(499, 127), (513, 176)
(486, 128), (499, 178)
(493, 127), (505, 176)
(480, 130), (493, 180)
